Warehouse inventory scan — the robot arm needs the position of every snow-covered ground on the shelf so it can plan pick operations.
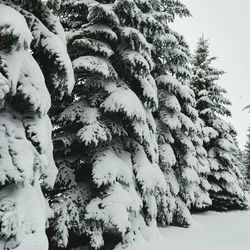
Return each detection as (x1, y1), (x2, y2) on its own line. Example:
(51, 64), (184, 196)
(160, 197), (250, 250)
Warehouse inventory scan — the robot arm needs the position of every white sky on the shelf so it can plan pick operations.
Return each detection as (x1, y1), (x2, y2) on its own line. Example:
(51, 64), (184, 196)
(171, 0), (250, 149)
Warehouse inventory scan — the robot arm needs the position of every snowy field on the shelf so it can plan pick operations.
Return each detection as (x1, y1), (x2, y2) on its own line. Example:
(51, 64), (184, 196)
(159, 196), (250, 250)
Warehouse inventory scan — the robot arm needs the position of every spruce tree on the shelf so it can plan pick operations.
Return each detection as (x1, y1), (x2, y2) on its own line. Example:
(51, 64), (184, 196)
(47, 1), (166, 249)
(154, 30), (211, 227)
(191, 36), (247, 211)
(130, 2), (212, 226)
(0, 1), (74, 249)
(243, 126), (250, 183)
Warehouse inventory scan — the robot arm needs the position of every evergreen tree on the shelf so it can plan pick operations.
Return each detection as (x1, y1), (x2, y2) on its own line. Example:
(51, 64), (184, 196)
(126, 1), (212, 227)
(0, 1), (74, 249)
(191, 36), (247, 211)
(243, 126), (250, 183)
(154, 30), (211, 227)
(47, 1), (166, 249)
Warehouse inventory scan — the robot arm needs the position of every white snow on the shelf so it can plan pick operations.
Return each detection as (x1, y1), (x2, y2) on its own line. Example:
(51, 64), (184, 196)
(125, 197), (250, 250)
(114, 221), (167, 250)
(92, 147), (133, 187)
(73, 38), (114, 57)
(159, 195), (250, 250)
(73, 55), (117, 79)
(0, 73), (9, 105)
(0, 3), (74, 249)
(82, 24), (118, 41)
(101, 81), (147, 121)
(0, 181), (51, 250)
(0, 4), (33, 48)
(133, 144), (166, 194)
(119, 27), (151, 53)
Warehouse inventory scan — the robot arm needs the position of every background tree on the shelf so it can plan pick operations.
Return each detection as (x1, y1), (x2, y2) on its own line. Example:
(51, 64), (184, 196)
(129, 2), (212, 227)
(154, 30), (211, 227)
(243, 126), (250, 185)
(191, 36), (247, 211)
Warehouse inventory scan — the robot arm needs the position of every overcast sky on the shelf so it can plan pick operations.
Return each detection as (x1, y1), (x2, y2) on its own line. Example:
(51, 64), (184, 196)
(171, 0), (250, 149)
